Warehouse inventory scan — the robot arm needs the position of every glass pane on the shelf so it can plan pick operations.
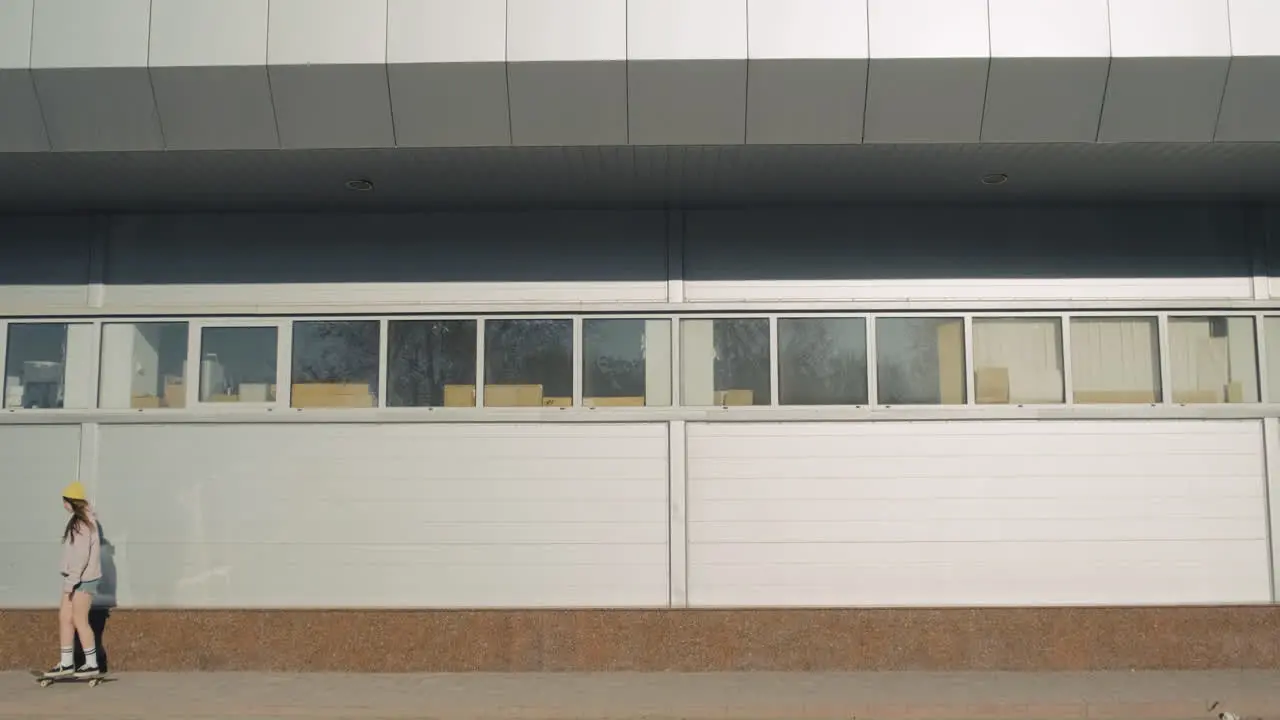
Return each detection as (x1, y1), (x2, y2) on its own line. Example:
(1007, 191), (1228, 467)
(291, 320), (380, 408)
(1070, 317), (1161, 404)
(1169, 316), (1258, 404)
(483, 319), (572, 407)
(875, 317), (966, 405)
(1267, 318), (1280, 403)
(972, 318), (1064, 404)
(387, 320), (477, 407)
(4, 323), (91, 409)
(199, 326), (278, 403)
(680, 318), (770, 406)
(584, 319), (672, 407)
(99, 322), (189, 409)
(778, 317), (867, 405)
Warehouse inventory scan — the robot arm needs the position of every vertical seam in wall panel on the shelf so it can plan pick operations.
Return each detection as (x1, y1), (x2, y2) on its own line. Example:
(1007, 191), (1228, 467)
(383, 0), (398, 147)
(264, 0), (284, 147)
(976, 0), (992, 140)
(1263, 417), (1279, 602)
(667, 420), (688, 607)
(503, 0), (514, 144)
(860, 0), (870, 143)
(1095, 0), (1114, 141)
(742, 0), (750, 144)
(145, 0), (168, 149)
(26, 0), (51, 150)
(1212, 2), (1234, 141)
(624, 0), (630, 144)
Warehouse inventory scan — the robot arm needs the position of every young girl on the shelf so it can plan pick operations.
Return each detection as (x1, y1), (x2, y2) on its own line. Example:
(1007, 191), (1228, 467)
(46, 481), (103, 677)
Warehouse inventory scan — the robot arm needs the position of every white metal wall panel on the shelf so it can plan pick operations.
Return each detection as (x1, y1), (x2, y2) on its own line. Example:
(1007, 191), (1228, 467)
(93, 423), (669, 608)
(687, 420), (1270, 606)
(684, 206), (1252, 303)
(102, 211), (668, 309)
(0, 425), (83, 607)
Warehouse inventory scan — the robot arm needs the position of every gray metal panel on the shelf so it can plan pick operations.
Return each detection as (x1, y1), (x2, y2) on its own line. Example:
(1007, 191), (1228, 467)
(864, 58), (988, 143)
(1099, 58), (1231, 143)
(30, 0), (152, 69)
(269, 65), (396, 150)
(508, 62), (628, 146)
(148, 0), (268, 68)
(32, 68), (164, 151)
(746, 59), (867, 145)
(981, 58), (1109, 143)
(388, 0), (506, 64)
(1216, 58), (1280, 142)
(388, 62), (511, 148)
(151, 66), (279, 151)
(0, 0), (34, 70)
(267, 0), (388, 66)
(507, 0), (627, 63)
(629, 60), (747, 146)
(0, 71), (49, 152)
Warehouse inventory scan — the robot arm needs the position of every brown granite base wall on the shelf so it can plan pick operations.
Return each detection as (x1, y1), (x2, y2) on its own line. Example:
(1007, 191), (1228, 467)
(4, 607), (1280, 672)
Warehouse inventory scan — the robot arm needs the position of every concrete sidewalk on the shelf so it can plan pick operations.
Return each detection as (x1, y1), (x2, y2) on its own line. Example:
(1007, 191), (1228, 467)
(1, 670), (1279, 720)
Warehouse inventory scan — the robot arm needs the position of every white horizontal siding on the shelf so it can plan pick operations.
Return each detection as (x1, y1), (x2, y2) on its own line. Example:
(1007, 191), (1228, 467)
(94, 423), (669, 608)
(687, 420), (1271, 607)
(0, 425), (82, 607)
(684, 206), (1253, 303)
(103, 211), (668, 309)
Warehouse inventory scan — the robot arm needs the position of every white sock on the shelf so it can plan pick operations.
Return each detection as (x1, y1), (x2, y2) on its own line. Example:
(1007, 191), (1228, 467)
(59, 647), (73, 667)
(81, 647), (98, 669)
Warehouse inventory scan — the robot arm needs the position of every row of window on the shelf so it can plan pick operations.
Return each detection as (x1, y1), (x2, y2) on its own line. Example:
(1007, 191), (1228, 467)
(1, 314), (1275, 411)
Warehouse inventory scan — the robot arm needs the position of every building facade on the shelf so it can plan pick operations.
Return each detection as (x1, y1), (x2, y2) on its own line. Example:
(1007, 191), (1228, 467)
(5, 0), (1280, 671)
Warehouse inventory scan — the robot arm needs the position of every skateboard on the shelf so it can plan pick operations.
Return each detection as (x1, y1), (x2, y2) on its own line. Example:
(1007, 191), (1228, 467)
(29, 669), (109, 688)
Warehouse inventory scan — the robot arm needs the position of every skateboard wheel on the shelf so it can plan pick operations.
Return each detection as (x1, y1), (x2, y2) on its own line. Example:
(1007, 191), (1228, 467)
(38, 679), (51, 687)
(88, 679), (101, 687)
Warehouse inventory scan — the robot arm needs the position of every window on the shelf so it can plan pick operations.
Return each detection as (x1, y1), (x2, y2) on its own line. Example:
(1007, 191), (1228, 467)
(483, 319), (572, 407)
(1070, 317), (1160, 404)
(583, 319), (672, 407)
(99, 322), (189, 409)
(1267, 318), (1280, 403)
(1169, 316), (1258, 404)
(875, 317), (966, 405)
(387, 320), (477, 407)
(972, 318), (1064, 404)
(3, 323), (93, 409)
(778, 317), (867, 405)
(680, 318), (770, 406)
(198, 326), (278, 403)
(291, 320), (380, 408)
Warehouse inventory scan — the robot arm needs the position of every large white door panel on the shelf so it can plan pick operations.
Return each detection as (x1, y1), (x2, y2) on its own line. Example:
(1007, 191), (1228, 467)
(687, 420), (1270, 607)
(95, 423), (670, 608)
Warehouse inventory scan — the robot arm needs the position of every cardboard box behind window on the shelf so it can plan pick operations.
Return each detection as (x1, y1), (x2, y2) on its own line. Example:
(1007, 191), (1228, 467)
(975, 367), (1010, 405)
(543, 396), (572, 407)
(484, 384), (543, 407)
(291, 383), (374, 408)
(585, 396), (645, 407)
(443, 384), (476, 407)
(937, 321), (965, 404)
(715, 389), (754, 406)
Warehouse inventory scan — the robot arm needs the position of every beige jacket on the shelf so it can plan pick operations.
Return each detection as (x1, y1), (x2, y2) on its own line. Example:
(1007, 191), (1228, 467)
(60, 508), (102, 593)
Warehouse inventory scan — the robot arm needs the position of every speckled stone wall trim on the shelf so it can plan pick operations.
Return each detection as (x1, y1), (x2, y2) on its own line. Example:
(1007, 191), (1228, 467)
(4, 607), (1280, 672)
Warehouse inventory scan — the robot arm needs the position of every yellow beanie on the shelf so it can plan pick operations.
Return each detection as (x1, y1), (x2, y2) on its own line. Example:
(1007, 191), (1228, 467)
(62, 481), (86, 501)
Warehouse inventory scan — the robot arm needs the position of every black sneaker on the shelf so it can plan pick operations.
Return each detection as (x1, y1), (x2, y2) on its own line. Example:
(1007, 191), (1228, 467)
(73, 665), (101, 677)
(44, 664), (74, 678)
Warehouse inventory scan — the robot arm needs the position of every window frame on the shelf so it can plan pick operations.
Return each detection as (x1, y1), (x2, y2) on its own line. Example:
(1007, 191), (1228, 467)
(678, 314), (775, 409)
(773, 314), (872, 408)
(479, 314), (578, 409)
(1, 318), (99, 413)
(97, 319), (193, 412)
(191, 318), (291, 410)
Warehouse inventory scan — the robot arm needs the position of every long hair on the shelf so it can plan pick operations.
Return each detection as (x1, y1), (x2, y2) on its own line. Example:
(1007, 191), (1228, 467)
(62, 498), (92, 543)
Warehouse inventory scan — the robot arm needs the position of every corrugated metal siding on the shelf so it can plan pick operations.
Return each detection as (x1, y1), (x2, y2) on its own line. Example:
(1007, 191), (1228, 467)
(103, 211), (669, 309)
(93, 423), (670, 608)
(0, 425), (82, 607)
(684, 206), (1253, 302)
(686, 420), (1270, 607)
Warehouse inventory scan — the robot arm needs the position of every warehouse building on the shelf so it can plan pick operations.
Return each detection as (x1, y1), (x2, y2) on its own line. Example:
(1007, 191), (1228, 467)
(5, 0), (1280, 671)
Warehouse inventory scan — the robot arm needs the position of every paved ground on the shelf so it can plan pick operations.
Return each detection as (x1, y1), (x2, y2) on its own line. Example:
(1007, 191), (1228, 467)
(1, 670), (1279, 719)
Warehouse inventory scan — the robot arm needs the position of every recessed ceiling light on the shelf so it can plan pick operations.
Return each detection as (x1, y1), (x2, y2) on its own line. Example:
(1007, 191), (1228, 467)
(981, 173), (1008, 186)
(344, 178), (375, 192)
